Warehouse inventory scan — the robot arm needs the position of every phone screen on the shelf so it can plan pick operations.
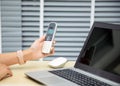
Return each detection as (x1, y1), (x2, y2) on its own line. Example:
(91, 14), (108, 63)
(45, 25), (55, 41)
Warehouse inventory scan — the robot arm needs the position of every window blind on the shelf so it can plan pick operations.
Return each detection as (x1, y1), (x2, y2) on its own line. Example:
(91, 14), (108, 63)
(44, 0), (91, 60)
(22, 0), (40, 50)
(95, 0), (120, 25)
(1, 0), (120, 61)
(0, 2), (1, 53)
(1, 0), (22, 52)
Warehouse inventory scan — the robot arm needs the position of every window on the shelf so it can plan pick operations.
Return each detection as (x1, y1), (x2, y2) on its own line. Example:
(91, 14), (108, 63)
(22, 0), (40, 50)
(0, 0), (120, 60)
(0, 4), (1, 53)
(1, 0), (22, 52)
(95, 0), (120, 25)
(44, 0), (91, 60)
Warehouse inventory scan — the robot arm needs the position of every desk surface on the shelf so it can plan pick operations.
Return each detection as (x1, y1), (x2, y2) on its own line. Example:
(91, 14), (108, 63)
(0, 61), (75, 86)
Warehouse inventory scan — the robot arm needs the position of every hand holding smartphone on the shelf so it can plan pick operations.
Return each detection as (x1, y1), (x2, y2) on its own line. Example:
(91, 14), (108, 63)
(42, 22), (57, 53)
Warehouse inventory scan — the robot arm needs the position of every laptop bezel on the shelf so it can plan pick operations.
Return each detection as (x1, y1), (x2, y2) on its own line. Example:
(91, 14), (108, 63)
(74, 22), (120, 83)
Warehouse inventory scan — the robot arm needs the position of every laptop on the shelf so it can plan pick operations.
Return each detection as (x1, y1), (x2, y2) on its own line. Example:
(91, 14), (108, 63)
(25, 22), (120, 86)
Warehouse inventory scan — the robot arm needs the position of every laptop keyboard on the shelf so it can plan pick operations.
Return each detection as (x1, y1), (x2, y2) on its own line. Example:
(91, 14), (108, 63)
(49, 69), (111, 86)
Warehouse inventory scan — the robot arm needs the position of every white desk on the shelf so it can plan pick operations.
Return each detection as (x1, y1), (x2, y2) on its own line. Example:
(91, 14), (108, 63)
(0, 61), (75, 86)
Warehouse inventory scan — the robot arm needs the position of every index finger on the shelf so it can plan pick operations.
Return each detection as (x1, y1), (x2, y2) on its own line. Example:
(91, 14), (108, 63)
(39, 35), (46, 42)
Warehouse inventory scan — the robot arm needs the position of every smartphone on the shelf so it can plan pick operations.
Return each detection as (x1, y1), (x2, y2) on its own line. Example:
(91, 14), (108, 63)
(42, 22), (57, 53)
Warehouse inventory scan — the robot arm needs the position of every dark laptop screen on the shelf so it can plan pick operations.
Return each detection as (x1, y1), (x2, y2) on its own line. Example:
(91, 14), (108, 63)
(75, 22), (120, 82)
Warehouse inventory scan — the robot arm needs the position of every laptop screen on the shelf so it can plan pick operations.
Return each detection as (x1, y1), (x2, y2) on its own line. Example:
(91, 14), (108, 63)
(75, 22), (120, 83)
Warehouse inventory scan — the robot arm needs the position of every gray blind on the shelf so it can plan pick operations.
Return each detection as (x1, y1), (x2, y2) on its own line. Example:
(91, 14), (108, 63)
(44, 0), (91, 60)
(1, 0), (22, 52)
(95, 0), (120, 25)
(22, 0), (40, 50)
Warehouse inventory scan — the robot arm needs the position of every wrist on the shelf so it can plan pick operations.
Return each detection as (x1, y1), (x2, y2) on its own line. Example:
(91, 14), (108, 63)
(17, 50), (25, 65)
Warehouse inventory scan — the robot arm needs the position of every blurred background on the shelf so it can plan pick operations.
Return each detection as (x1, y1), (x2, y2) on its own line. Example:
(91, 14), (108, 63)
(0, 0), (120, 60)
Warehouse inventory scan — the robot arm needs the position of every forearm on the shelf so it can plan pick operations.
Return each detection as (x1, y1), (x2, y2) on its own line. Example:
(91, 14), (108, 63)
(0, 36), (54, 66)
(0, 49), (33, 66)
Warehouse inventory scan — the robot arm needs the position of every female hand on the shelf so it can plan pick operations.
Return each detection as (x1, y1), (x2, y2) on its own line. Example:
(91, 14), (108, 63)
(30, 35), (55, 60)
(0, 63), (12, 80)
